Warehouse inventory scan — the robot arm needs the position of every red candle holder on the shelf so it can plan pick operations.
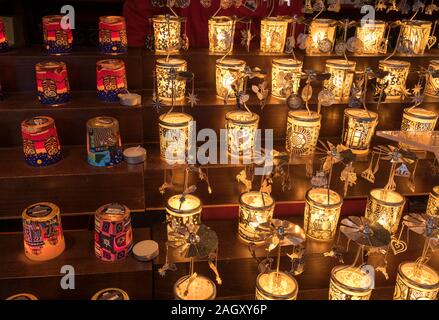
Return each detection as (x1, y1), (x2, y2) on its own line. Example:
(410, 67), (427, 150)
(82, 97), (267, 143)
(0, 17), (9, 52)
(42, 15), (73, 55)
(96, 59), (128, 102)
(36, 61), (70, 106)
(99, 16), (127, 55)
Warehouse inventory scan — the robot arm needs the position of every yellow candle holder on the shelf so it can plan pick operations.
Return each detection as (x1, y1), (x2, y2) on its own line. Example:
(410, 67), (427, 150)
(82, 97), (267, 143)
(329, 265), (373, 300)
(166, 194), (202, 241)
(355, 20), (387, 54)
(399, 20), (432, 55)
(216, 58), (246, 100)
(306, 19), (336, 55)
(260, 17), (291, 54)
(174, 274), (216, 300)
(426, 186), (439, 217)
(342, 108), (378, 154)
(364, 188), (405, 234)
(304, 188), (343, 241)
(255, 271), (298, 300)
(158, 112), (193, 164)
(238, 191), (274, 244)
(286, 110), (321, 156)
(271, 58), (303, 99)
(225, 110), (259, 160)
(155, 58), (187, 103)
(425, 60), (439, 97)
(394, 261), (439, 300)
(378, 60), (411, 100)
(208, 16), (235, 54)
(400, 107), (438, 151)
(323, 59), (356, 103)
(152, 15), (182, 54)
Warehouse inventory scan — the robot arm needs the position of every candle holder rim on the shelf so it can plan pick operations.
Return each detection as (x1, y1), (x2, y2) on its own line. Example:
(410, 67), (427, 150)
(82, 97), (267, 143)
(21, 116), (55, 133)
(379, 59), (411, 68)
(326, 59), (356, 68)
(87, 116), (119, 129)
(42, 15), (64, 22)
(91, 288), (129, 300)
(256, 271), (298, 299)
(22, 202), (60, 221)
(174, 274), (217, 300)
(403, 107), (438, 120)
(152, 15), (182, 22)
(156, 57), (187, 67)
(369, 188), (405, 206)
(36, 61), (67, 69)
(431, 186), (439, 198)
(96, 203), (131, 220)
(311, 18), (336, 25)
(99, 15), (125, 23)
(208, 16), (235, 23)
(402, 20), (432, 26)
(96, 59), (125, 70)
(239, 191), (275, 210)
(344, 108), (378, 121)
(330, 265), (373, 294)
(158, 112), (193, 127)
(272, 58), (303, 68)
(261, 16), (292, 23)
(225, 110), (259, 124)
(287, 109), (321, 121)
(216, 58), (246, 68)
(357, 20), (386, 26)
(398, 261), (439, 290)
(306, 188), (343, 208)
(166, 194), (202, 214)
(429, 60), (439, 67)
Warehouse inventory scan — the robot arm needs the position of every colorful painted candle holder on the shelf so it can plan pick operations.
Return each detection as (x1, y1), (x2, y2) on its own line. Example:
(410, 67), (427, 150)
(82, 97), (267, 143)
(42, 15), (73, 55)
(96, 59), (128, 102)
(35, 61), (70, 106)
(99, 16), (128, 55)
(0, 17), (9, 52)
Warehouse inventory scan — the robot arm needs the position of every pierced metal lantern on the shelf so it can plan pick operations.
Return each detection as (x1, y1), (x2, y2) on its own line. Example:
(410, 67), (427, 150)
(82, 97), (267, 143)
(256, 271), (298, 300)
(425, 60), (439, 97)
(426, 186), (439, 217)
(286, 110), (321, 156)
(35, 61), (70, 106)
(260, 17), (291, 54)
(355, 20), (386, 54)
(225, 110), (259, 160)
(342, 108), (378, 154)
(208, 16), (235, 54)
(399, 20), (432, 55)
(271, 58), (303, 99)
(401, 107), (438, 151)
(215, 58), (246, 100)
(166, 194), (202, 241)
(364, 188), (405, 234)
(378, 60), (410, 99)
(306, 19), (336, 55)
(155, 58), (187, 103)
(22, 202), (65, 261)
(96, 59), (128, 102)
(158, 112), (193, 164)
(0, 17), (9, 52)
(174, 275), (216, 300)
(42, 15), (73, 55)
(304, 188), (343, 241)
(329, 265), (373, 300)
(323, 59), (356, 103)
(152, 15), (182, 54)
(99, 16), (127, 55)
(394, 261), (439, 300)
(238, 191), (274, 244)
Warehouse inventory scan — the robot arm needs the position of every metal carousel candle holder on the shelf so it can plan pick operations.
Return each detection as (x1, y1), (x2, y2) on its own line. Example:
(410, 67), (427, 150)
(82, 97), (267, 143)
(425, 60), (439, 97)
(150, 13), (188, 54)
(304, 18), (337, 55)
(260, 16), (293, 54)
(354, 20), (387, 55)
(426, 186), (439, 217)
(377, 60), (411, 100)
(397, 20), (435, 55)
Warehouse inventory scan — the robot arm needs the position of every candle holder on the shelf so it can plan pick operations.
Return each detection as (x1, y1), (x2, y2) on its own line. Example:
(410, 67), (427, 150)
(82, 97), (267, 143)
(95, 203), (133, 262)
(21, 116), (61, 167)
(425, 60), (439, 97)
(394, 261), (439, 300)
(158, 112), (193, 164)
(323, 59), (356, 103)
(42, 15), (73, 55)
(35, 61), (70, 106)
(260, 17), (291, 54)
(86, 116), (123, 167)
(401, 107), (438, 151)
(216, 58), (246, 100)
(152, 15), (183, 54)
(91, 288), (130, 300)
(155, 58), (187, 103)
(304, 188), (343, 241)
(399, 20), (432, 55)
(342, 108), (378, 154)
(306, 19), (336, 55)
(426, 186), (439, 217)
(6, 294), (38, 300)
(355, 20), (386, 55)
(22, 202), (65, 261)
(238, 191), (274, 244)
(271, 58), (303, 99)
(166, 194), (202, 241)
(99, 16), (127, 55)
(255, 271), (298, 300)
(377, 60), (410, 100)
(96, 59), (128, 102)
(208, 16), (235, 54)
(286, 110), (321, 156)
(0, 17), (9, 52)
(329, 265), (373, 300)
(174, 274), (217, 300)
(364, 188), (405, 234)
(225, 110), (259, 160)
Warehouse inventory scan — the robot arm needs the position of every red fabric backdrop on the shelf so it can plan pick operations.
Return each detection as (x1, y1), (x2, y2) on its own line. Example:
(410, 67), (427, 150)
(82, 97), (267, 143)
(123, 0), (302, 47)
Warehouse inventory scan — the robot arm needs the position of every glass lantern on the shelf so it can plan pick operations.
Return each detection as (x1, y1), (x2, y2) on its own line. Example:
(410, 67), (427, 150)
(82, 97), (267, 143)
(329, 265), (373, 300)
(238, 191), (274, 244)
(342, 108), (378, 155)
(225, 110), (259, 160)
(166, 194), (202, 241)
(155, 58), (187, 103)
(174, 275), (216, 300)
(364, 188), (405, 234)
(377, 60), (410, 100)
(152, 15), (182, 54)
(42, 15), (73, 55)
(355, 20), (387, 54)
(255, 271), (298, 300)
(400, 107), (438, 151)
(158, 112), (193, 164)
(35, 61), (70, 106)
(208, 16), (235, 54)
(304, 188), (343, 241)
(99, 16), (128, 55)
(306, 19), (336, 55)
(215, 58), (246, 100)
(394, 261), (439, 300)
(271, 58), (303, 99)
(426, 186), (439, 217)
(286, 110), (321, 156)
(425, 60), (439, 97)
(260, 17), (291, 54)
(399, 20), (432, 55)
(323, 59), (356, 103)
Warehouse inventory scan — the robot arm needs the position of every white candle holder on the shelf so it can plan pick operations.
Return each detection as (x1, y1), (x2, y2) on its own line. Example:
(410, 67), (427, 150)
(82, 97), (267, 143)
(174, 274), (217, 300)
(286, 110), (321, 156)
(225, 110), (259, 160)
(355, 20), (387, 54)
(426, 186), (439, 218)
(271, 58), (303, 99)
(306, 19), (336, 55)
(329, 265), (373, 300)
(425, 60), (439, 97)
(260, 17), (291, 54)
(323, 59), (356, 103)
(152, 15), (182, 54)
(165, 194), (202, 241)
(155, 58), (187, 103)
(399, 20), (432, 55)
(342, 108), (378, 154)
(208, 16), (235, 54)
(378, 60), (411, 100)
(255, 271), (298, 300)
(394, 261), (439, 300)
(215, 58), (246, 100)
(400, 107), (438, 151)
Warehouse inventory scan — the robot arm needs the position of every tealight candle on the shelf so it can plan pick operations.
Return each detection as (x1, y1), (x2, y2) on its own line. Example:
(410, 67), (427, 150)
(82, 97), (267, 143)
(256, 271), (298, 300)
(215, 58), (246, 100)
(35, 61), (70, 106)
(123, 146), (147, 164)
(42, 15), (73, 55)
(307, 19), (336, 55)
(118, 93), (142, 106)
(174, 275), (216, 300)
(394, 261), (439, 300)
(286, 110), (321, 156)
(378, 60), (410, 100)
(399, 20), (432, 55)
(260, 17), (291, 54)
(99, 16), (127, 55)
(355, 20), (386, 54)
(152, 15), (182, 54)
(304, 188), (343, 241)
(208, 16), (235, 54)
(0, 17), (9, 52)
(96, 59), (128, 102)
(425, 60), (439, 97)
(426, 186), (439, 217)
(225, 110), (259, 160)
(400, 107), (438, 151)
(324, 59), (356, 103)
(342, 108), (378, 154)
(155, 58), (187, 103)
(166, 194), (202, 241)
(329, 265), (373, 300)
(271, 58), (303, 99)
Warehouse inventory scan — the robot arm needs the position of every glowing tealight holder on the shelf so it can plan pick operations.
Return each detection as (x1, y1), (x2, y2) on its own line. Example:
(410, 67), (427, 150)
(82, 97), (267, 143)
(400, 107), (438, 151)
(96, 59), (128, 102)
(394, 261), (439, 300)
(425, 60), (439, 98)
(216, 58), (246, 100)
(399, 20), (432, 55)
(225, 110), (259, 160)
(324, 59), (356, 103)
(255, 271), (298, 300)
(152, 15), (182, 54)
(166, 194), (202, 241)
(99, 16), (127, 55)
(35, 61), (70, 106)
(355, 20), (387, 54)
(426, 186), (439, 217)
(342, 108), (378, 154)
(306, 19), (336, 55)
(0, 17), (9, 52)
(208, 16), (235, 54)
(286, 110), (321, 156)
(378, 60), (410, 100)
(329, 265), (373, 300)
(174, 275), (216, 300)
(271, 58), (303, 99)
(155, 58), (187, 103)
(42, 15), (73, 55)
(260, 17), (291, 54)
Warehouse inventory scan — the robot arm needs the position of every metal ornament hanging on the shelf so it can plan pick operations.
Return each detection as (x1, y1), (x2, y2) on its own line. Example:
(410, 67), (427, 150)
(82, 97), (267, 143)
(403, 214), (439, 240)
(424, 2), (439, 14)
(200, 0), (212, 7)
(412, 0), (425, 11)
(257, 219), (306, 252)
(318, 89), (336, 107)
(335, 41), (347, 55)
(398, 0), (411, 14)
(286, 94), (303, 109)
(297, 33), (308, 50)
(346, 36), (364, 53)
(318, 38), (333, 53)
(375, 0), (387, 11)
(340, 216), (391, 248)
